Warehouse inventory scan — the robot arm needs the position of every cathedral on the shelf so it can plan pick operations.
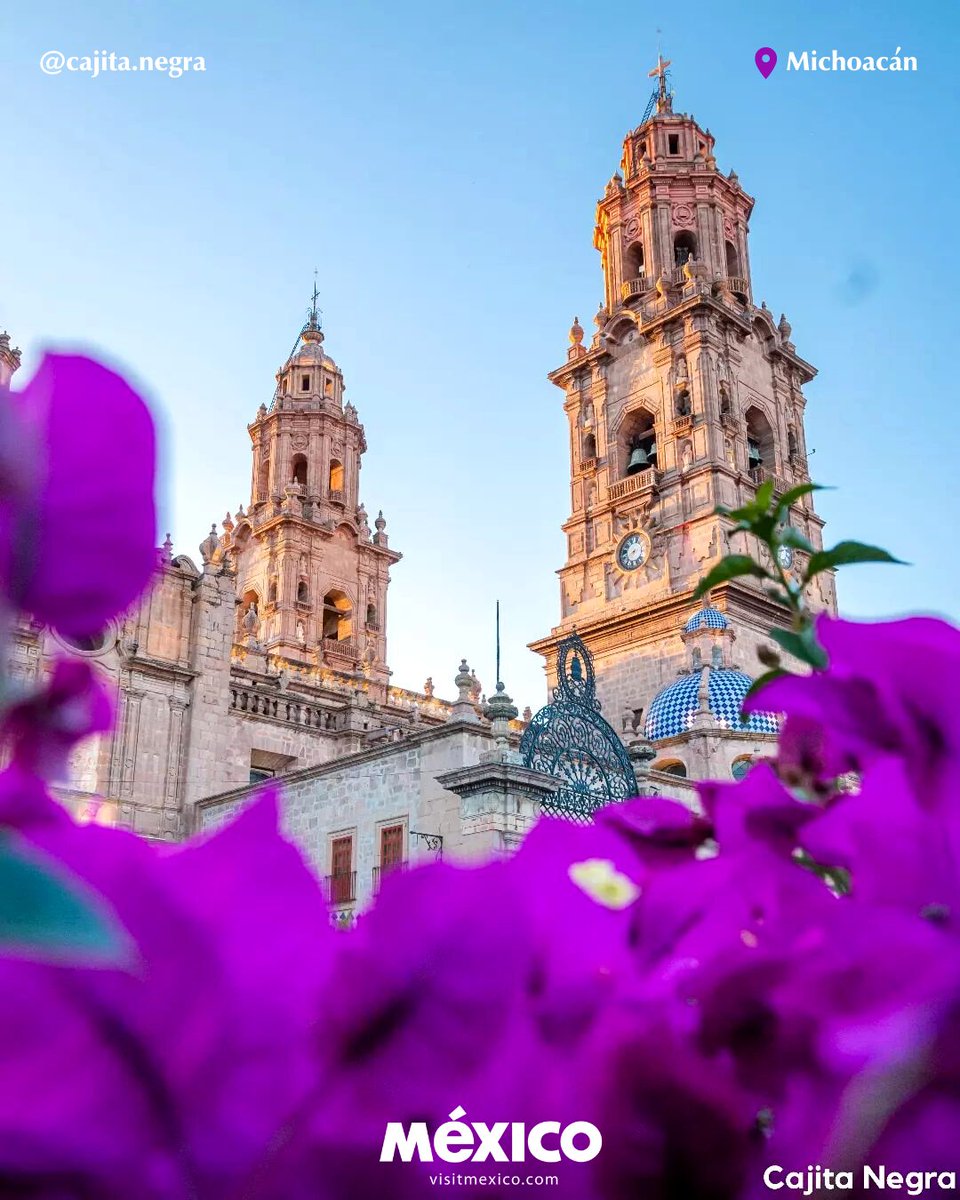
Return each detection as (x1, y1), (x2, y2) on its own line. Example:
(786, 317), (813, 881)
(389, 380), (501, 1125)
(3, 66), (834, 915)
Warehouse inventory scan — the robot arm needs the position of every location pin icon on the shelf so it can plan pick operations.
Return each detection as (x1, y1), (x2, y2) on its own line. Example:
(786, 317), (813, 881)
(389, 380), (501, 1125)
(755, 47), (777, 78)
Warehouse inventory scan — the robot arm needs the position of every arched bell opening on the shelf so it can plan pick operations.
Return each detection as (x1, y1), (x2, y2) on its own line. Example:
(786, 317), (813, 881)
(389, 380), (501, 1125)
(745, 406), (775, 476)
(291, 454), (308, 488)
(322, 590), (352, 641)
(673, 230), (697, 267)
(620, 408), (658, 476)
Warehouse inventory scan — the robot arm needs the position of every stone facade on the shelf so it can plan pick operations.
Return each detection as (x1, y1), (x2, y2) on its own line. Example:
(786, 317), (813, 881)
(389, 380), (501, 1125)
(529, 71), (837, 778)
(196, 719), (561, 918)
(6, 310), (457, 838)
(4, 69), (837, 866)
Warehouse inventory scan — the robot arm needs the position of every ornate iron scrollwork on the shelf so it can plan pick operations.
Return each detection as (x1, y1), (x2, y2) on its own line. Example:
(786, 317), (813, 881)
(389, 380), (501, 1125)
(520, 634), (638, 823)
(410, 830), (444, 857)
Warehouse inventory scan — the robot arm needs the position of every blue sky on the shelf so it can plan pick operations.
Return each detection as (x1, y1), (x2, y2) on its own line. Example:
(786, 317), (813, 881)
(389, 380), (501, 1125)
(1, 0), (956, 710)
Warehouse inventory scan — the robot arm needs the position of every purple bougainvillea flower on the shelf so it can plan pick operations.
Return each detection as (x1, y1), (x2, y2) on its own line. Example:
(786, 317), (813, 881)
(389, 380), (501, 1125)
(0, 788), (335, 1198)
(506, 812), (653, 1044)
(314, 860), (534, 1123)
(1, 656), (113, 782)
(746, 616), (960, 804)
(686, 902), (960, 1184)
(632, 766), (831, 981)
(587, 1015), (756, 1200)
(4, 353), (157, 637)
(801, 758), (960, 931)
(596, 793), (713, 869)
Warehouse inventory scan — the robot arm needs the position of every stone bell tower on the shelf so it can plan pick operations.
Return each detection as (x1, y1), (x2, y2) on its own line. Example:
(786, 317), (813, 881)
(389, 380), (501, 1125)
(217, 294), (400, 686)
(0, 331), (21, 391)
(530, 59), (836, 721)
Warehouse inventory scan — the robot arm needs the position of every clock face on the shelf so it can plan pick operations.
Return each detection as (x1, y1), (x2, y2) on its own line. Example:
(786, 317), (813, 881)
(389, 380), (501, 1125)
(617, 532), (648, 571)
(777, 544), (794, 569)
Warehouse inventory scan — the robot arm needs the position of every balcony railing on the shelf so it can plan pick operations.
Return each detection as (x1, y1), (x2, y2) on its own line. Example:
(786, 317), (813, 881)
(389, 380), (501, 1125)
(322, 636), (359, 659)
(716, 276), (749, 300)
(719, 410), (737, 431)
(328, 489), (345, 505)
(372, 861), (407, 892)
(672, 415), (694, 436)
(325, 871), (356, 905)
(620, 275), (647, 302)
(749, 466), (789, 496)
(608, 468), (659, 502)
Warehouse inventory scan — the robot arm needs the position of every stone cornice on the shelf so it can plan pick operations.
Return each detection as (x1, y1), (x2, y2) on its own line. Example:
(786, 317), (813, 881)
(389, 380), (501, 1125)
(193, 719), (497, 817)
(549, 294), (817, 389)
(251, 512), (402, 564)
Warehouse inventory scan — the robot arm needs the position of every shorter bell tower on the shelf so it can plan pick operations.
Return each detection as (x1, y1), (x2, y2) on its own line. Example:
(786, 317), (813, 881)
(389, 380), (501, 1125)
(220, 294), (400, 687)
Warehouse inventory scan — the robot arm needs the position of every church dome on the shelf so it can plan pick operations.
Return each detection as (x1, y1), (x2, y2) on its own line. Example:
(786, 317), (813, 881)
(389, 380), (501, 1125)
(644, 667), (780, 740)
(683, 606), (728, 632)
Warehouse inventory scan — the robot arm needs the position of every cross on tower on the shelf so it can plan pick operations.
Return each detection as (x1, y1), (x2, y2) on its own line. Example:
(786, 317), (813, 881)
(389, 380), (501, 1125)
(648, 52), (671, 103)
(308, 268), (322, 329)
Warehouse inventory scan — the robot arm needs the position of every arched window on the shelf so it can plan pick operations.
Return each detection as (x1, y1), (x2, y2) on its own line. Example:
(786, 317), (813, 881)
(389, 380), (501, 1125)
(725, 240), (740, 277)
(329, 459), (344, 495)
(291, 454), (307, 488)
(297, 580), (309, 604)
(624, 241), (645, 281)
(322, 590), (352, 641)
(745, 406), (775, 476)
(654, 759), (688, 778)
(366, 602), (378, 628)
(268, 577), (278, 605)
(673, 230), (697, 267)
(620, 408), (657, 476)
(582, 432), (597, 460)
(787, 426), (799, 460)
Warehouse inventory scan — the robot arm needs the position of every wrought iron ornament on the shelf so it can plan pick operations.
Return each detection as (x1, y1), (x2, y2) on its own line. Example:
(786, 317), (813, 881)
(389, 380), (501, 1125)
(521, 634), (638, 823)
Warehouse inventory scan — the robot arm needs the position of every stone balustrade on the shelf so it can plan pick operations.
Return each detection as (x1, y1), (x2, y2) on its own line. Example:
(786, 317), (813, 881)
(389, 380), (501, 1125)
(230, 684), (340, 730)
(608, 468), (659, 502)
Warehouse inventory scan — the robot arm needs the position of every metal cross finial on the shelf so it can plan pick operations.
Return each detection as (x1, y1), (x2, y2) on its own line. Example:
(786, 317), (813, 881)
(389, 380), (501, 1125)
(308, 269), (322, 328)
(495, 599), (501, 687)
(648, 52), (672, 99)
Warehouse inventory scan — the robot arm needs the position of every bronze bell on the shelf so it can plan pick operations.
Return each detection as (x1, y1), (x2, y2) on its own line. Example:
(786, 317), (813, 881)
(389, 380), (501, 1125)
(626, 444), (650, 475)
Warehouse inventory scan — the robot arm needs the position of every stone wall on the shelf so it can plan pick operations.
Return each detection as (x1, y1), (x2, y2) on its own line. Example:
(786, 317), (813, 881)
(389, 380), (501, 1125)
(195, 720), (500, 910)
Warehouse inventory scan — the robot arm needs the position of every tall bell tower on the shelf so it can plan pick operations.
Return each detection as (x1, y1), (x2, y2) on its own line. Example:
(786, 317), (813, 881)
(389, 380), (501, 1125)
(530, 62), (836, 721)
(222, 293), (400, 687)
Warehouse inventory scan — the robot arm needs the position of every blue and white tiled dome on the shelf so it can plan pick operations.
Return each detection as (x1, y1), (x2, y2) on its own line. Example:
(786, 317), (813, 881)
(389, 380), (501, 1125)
(683, 606), (729, 633)
(644, 667), (780, 741)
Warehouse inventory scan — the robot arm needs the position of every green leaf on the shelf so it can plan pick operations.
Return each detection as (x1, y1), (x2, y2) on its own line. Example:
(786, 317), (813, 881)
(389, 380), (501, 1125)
(693, 556), (768, 600)
(774, 482), (826, 519)
(753, 479), (775, 512)
(743, 668), (789, 705)
(805, 541), (906, 581)
(779, 526), (815, 553)
(752, 515), (778, 544)
(0, 833), (131, 966)
(769, 626), (829, 670)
